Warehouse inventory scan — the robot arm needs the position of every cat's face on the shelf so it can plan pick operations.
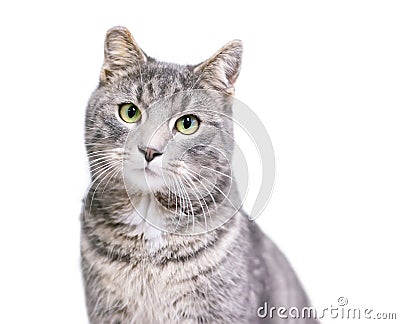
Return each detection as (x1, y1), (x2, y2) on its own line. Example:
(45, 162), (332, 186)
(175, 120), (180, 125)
(85, 27), (242, 229)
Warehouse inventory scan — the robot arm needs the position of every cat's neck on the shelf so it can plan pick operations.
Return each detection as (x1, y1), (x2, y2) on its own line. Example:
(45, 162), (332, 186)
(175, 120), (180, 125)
(82, 184), (241, 260)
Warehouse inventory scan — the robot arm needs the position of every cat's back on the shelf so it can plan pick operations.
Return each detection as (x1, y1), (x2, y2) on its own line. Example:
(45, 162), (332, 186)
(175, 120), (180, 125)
(245, 220), (318, 323)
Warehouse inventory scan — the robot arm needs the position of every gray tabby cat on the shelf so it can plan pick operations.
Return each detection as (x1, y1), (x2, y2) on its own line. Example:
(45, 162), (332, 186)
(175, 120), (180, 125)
(81, 26), (318, 323)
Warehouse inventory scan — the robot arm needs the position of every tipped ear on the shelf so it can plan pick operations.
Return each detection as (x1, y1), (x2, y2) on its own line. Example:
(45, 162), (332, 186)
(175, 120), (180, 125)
(194, 40), (243, 95)
(100, 26), (147, 84)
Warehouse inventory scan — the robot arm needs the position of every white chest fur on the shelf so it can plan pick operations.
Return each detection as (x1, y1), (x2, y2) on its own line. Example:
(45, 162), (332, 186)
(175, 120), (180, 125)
(120, 194), (168, 252)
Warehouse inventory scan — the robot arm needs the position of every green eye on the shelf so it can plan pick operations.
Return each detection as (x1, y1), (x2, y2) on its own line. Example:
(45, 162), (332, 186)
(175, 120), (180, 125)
(119, 103), (141, 123)
(175, 115), (200, 135)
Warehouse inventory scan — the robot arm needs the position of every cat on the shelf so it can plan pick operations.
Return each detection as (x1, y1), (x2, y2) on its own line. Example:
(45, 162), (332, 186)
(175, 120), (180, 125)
(81, 26), (318, 323)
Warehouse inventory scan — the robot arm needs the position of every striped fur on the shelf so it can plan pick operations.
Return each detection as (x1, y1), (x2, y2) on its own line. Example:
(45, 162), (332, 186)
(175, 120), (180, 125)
(81, 26), (318, 323)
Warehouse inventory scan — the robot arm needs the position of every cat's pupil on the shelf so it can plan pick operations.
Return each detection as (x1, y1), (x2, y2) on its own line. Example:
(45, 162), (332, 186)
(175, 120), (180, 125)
(127, 106), (136, 118)
(183, 117), (192, 129)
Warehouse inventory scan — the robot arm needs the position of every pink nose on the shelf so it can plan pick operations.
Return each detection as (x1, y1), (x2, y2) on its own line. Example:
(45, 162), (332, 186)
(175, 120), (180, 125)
(138, 146), (163, 162)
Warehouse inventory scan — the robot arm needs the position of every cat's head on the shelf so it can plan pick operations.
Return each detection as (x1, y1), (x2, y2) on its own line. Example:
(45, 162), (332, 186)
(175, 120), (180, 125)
(85, 26), (242, 231)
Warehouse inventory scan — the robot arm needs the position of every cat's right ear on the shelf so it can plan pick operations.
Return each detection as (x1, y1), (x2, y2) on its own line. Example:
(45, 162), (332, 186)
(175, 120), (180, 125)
(100, 26), (147, 84)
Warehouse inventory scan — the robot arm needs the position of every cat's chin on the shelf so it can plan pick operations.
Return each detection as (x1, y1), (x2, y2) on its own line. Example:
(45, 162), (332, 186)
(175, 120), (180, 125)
(124, 168), (168, 194)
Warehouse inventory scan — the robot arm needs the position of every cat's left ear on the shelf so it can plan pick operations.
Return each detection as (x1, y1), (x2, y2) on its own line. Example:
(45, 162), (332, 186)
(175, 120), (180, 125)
(194, 40), (243, 95)
(100, 26), (147, 84)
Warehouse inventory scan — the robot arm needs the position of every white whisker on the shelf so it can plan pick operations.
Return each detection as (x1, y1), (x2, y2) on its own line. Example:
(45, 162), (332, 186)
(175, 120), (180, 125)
(181, 174), (209, 232)
(200, 165), (232, 180)
(184, 167), (239, 213)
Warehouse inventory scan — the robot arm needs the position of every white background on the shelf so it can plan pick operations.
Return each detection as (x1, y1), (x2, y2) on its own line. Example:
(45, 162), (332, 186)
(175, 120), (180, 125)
(0, 1), (399, 323)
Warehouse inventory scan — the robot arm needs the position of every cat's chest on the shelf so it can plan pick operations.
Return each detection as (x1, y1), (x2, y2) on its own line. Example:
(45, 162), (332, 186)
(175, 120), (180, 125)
(100, 257), (190, 322)
(120, 196), (168, 251)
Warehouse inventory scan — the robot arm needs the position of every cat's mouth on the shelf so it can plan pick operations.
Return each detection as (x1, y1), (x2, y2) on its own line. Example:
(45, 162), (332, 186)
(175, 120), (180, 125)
(123, 161), (167, 194)
(144, 166), (159, 177)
